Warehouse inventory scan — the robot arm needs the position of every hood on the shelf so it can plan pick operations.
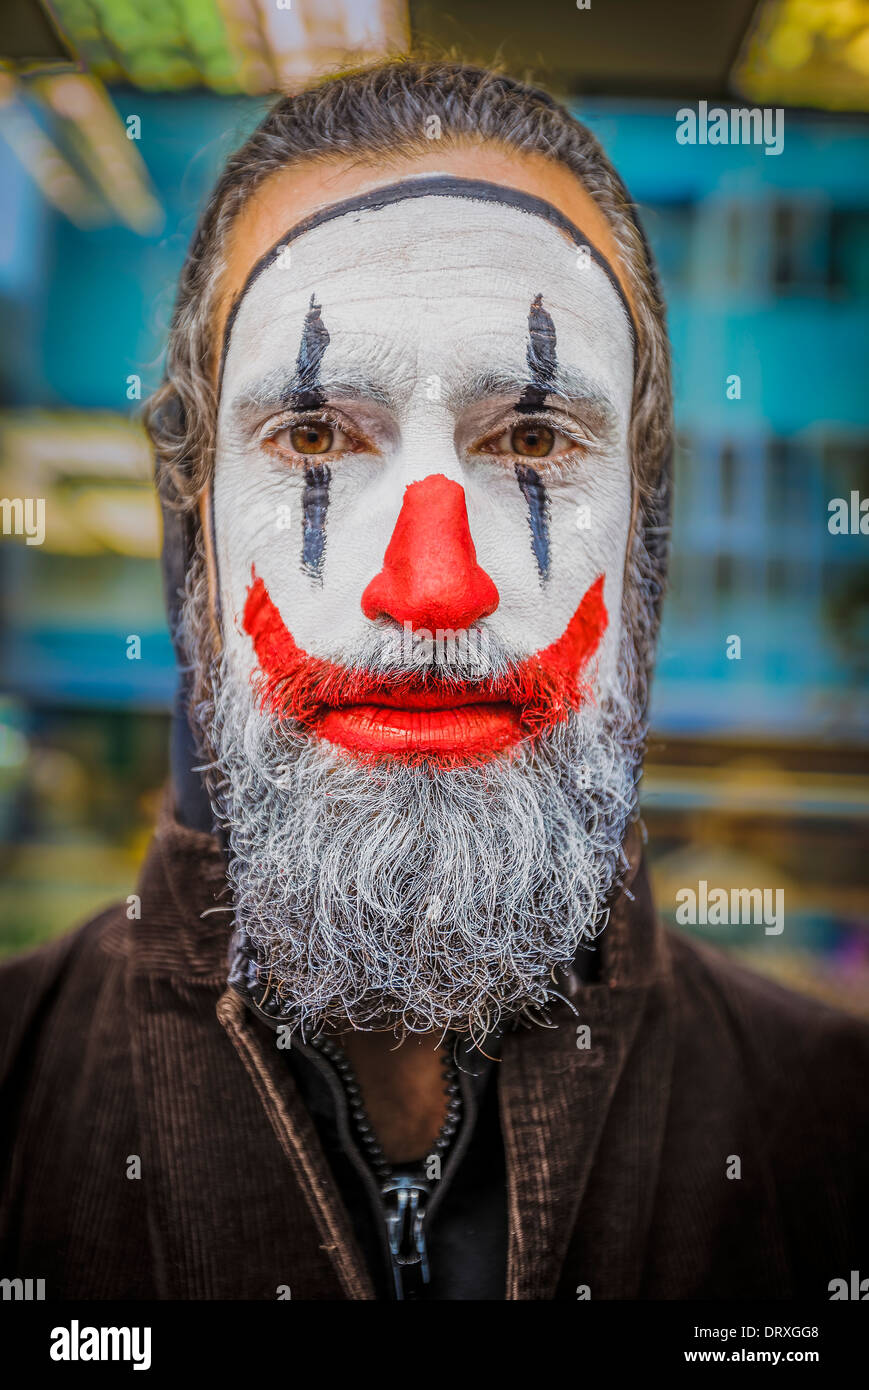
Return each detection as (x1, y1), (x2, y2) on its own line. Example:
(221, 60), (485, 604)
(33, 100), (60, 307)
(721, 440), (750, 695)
(155, 391), (215, 834)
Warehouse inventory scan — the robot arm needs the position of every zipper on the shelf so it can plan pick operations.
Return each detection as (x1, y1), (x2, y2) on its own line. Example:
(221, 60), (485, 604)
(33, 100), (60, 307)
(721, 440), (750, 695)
(296, 1041), (456, 1300)
(381, 1173), (432, 1299)
(375, 1055), (481, 1299)
(291, 1039), (402, 1291)
(309, 1034), (465, 1302)
(231, 981), (485, 1301)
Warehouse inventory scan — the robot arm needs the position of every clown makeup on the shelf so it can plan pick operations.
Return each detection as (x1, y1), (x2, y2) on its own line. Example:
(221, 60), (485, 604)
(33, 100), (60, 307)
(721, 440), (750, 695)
(212, 177), (636, 764)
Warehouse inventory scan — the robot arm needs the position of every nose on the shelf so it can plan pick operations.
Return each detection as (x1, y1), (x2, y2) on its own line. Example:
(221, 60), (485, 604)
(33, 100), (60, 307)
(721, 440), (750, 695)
(361, 474), (499, 632)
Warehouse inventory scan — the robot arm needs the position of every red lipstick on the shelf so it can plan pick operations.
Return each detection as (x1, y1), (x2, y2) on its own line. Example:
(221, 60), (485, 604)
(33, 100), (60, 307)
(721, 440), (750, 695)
(319, 699), (522, 756)
(242, 569), (607, 762)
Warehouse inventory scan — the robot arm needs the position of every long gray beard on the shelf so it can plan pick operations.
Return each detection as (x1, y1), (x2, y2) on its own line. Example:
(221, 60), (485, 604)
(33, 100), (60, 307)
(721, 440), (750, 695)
(206, 640), (640, 1041)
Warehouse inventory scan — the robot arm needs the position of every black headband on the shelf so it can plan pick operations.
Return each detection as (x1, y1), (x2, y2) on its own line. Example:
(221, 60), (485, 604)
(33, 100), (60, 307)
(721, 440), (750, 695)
(218, 173), (638, 394)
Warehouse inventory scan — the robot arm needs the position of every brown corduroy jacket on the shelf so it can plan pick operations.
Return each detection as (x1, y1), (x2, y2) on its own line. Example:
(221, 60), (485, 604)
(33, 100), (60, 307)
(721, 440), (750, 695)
(1, 798), (867, 1300)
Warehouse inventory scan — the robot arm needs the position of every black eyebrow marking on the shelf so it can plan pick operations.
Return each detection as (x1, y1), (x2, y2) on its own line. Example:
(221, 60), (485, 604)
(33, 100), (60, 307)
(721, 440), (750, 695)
(217, 175), (637, 398)
(516, 293), (558, 413)
(294, 296), (332, 580)
(292, 293), (330, 410)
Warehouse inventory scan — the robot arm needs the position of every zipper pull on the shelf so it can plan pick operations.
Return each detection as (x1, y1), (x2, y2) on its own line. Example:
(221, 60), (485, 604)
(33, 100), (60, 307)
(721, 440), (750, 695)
(381, 1174), (431, 1300)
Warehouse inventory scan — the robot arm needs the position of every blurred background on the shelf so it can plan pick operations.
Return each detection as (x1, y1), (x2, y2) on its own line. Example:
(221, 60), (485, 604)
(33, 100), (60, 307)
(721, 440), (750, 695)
(0, 0), (867, 1014)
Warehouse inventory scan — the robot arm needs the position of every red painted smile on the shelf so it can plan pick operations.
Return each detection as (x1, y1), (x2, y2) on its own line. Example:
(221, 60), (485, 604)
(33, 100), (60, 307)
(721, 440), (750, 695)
(242, 570), (608, 763)
(319, 697), (522, 757)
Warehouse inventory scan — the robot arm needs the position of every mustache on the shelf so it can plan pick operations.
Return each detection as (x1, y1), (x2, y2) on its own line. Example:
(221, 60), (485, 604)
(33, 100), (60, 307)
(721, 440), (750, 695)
(244, 570), (608, 738)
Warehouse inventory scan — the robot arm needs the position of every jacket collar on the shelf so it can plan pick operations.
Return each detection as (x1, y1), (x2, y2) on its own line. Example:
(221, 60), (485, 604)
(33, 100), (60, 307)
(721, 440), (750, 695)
(128, 789), (675, 1299)
(499, 836), (676, 1298)
(129, 788), (231, 983)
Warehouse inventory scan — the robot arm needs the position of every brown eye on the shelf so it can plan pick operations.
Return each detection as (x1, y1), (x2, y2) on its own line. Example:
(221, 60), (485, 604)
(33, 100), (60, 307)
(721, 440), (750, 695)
(289, 422), (333, 455)
(510, 422), (555, 457)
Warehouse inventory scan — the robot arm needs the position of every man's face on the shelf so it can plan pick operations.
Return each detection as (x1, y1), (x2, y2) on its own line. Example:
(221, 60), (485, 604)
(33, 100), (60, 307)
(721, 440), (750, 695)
(203, 146), (641, 1037)
(211, 159), (635, 762)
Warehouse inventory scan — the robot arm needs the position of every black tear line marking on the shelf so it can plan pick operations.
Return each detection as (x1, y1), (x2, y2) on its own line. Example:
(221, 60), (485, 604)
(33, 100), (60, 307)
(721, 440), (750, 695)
(515, 463), (550, 581)
(302, 463), (331, 579)
(217, 175), (638, 398)
(516, 292), (557, 414)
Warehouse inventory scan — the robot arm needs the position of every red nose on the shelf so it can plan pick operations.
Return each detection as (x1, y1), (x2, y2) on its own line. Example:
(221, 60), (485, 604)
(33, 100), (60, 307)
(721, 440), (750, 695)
(361, 474), (499, 632)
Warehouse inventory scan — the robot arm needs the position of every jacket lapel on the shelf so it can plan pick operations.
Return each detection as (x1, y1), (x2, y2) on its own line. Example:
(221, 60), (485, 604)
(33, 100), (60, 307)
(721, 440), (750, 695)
(216, 988), (375, 1299)
(125, 799), (374, 1299)
(499, 837), (676, 1299)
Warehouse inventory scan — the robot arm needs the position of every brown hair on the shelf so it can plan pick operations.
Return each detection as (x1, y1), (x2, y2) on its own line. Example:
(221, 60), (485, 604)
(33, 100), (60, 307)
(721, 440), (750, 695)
(146, 57), (673, 731)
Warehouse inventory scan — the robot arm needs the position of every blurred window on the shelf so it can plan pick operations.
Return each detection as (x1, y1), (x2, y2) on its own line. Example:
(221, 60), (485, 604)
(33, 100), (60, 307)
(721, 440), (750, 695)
(725, 203), (745, 289)
(829, 210), (869, 298)
(771, 201), (831, 295)
(821, 436), (869, 500)
(767, 437), (805, 521)
(767, 555), (787, 596)
(644, 201), (693, 288)
(720, 443), (737, 516)
(715, 552), (735, 595)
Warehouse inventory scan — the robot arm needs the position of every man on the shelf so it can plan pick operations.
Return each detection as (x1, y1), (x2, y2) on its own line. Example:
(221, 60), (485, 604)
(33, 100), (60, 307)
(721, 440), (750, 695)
(0, 60), (866, 1301)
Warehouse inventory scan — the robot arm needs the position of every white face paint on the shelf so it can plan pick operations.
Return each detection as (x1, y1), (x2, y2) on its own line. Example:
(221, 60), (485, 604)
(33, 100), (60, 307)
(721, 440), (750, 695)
(213, 181), (635, 756)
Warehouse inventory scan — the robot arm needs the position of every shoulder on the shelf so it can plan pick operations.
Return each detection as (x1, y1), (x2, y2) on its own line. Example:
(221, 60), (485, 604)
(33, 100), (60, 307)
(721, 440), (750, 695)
(665, 926), (869, 1126)
(0, 905), (131, 1080)
(667, 925), (868, 1041)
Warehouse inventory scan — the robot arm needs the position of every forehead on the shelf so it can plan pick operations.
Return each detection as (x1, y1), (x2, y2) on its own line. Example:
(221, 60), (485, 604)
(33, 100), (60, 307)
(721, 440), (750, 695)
(221, 187), (635, 406)
(215, 146), (637, 343)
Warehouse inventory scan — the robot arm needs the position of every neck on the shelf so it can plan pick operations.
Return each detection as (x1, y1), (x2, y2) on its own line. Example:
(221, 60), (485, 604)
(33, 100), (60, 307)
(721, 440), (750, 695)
(337, 1030), (450, 1164)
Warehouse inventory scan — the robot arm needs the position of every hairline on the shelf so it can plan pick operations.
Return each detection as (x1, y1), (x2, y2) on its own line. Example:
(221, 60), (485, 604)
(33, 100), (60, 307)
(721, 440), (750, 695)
(216, 173), (639, 400)
(207, 131), (641, 382)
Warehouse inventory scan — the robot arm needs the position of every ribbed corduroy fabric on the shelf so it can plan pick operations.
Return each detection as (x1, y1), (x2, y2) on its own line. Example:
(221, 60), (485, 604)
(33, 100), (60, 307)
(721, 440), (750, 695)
(1, 793), (866, 1299)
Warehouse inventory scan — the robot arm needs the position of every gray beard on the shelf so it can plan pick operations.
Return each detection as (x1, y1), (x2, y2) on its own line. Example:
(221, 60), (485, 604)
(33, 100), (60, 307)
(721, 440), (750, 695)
(206, 633), (641, 1042)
